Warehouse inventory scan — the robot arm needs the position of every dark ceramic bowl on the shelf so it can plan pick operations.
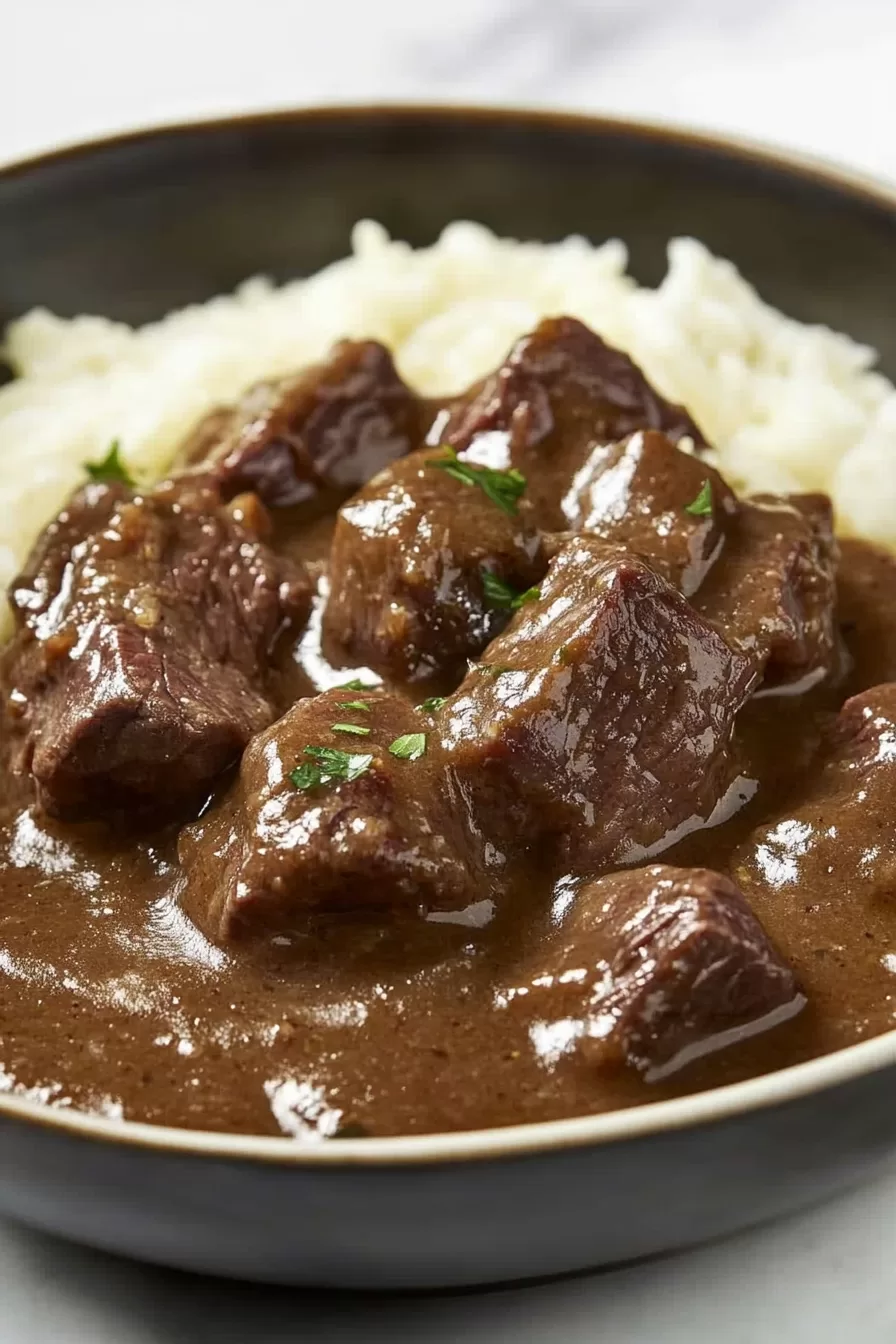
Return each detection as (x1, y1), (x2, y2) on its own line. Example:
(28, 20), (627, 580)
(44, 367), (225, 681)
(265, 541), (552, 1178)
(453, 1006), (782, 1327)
(2, 106), (896, 1290)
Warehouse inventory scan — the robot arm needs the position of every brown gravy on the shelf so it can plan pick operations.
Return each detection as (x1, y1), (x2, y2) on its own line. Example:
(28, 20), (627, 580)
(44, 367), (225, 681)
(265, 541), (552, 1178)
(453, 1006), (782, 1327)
(0, 536), (894, 1140)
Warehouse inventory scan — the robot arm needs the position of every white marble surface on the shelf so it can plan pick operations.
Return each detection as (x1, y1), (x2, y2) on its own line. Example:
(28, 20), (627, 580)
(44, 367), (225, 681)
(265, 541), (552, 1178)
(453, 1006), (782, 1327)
(5, 0), (896, 180)
(3, 1), (896, 1339)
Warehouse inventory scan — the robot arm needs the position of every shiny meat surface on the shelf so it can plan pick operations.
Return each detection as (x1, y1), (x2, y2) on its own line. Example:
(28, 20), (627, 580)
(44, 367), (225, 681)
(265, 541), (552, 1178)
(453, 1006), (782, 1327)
(1, 316), (896, 1142)
(181, 688), (481, 941)
(9, 479), (131, 614)
(512, 866), (802, 1079)
(443, 316), (706, 529)
(440, 538), (757, 869)
(694, 493), (842, 691)
(561, 430), (736, 596)
(185, 340), (424, 511)
(735, 683), (896, 907)
(2, 476), (311, 818)
(322, 446), (546, 684)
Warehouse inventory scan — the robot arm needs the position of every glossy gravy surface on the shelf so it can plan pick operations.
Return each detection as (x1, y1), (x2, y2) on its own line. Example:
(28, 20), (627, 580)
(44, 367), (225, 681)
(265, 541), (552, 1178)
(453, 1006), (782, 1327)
(0, 536), (894, 1139)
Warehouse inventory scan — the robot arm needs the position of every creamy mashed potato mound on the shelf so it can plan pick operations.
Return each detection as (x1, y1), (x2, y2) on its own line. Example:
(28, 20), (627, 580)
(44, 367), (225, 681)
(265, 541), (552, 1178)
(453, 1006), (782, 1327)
(2, 219), (895, 619)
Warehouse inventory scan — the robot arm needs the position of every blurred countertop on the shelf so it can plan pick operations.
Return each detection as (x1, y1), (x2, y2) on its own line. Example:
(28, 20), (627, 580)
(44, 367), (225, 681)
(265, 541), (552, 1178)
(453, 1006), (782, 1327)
(2, 1), (896, 1341)
(3, 0), (895, 181)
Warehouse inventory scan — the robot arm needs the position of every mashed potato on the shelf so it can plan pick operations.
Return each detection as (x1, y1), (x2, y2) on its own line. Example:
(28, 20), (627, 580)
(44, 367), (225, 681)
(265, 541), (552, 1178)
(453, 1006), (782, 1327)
(2, 219), (895, 617)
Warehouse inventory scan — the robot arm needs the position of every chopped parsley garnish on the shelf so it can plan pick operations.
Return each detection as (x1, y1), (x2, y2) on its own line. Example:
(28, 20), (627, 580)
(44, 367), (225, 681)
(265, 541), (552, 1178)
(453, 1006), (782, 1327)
(388, 732), (427, 761)
(289, 761), (327, 791)
(556, 644), (572, 666)
(290, 746), (374, 791)
(479, 663), (515, 678)
(481, 571), (541, 610)
(420, 695), (447, 713)
(336, 678), (371, 691)
(426, 446), (526, 517)
(84, 439), (134, 487)
(685, 479), (713, 516)
(481, 571), (517, 608)
(338, 699), (370, 713)
(513, 585), (541, 609)
(331, 722), (371, 736)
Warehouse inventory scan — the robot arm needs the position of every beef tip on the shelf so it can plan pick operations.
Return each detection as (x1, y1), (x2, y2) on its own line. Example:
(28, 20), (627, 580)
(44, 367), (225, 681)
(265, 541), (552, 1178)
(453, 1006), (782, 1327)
(735, 682), (896, 904)
(561, 429), (736, 596)
(182, 340), (424, 509)
(3, 477), (311, 819)
(442, 317), (707, 530)
(321, 446), (546, 684)
(512, 866), (801, 1080)
(694, 492), (843, 692)
(9, 479), (130, 621)
(439, 537), (758, 870)
(179, 688), (481, 942)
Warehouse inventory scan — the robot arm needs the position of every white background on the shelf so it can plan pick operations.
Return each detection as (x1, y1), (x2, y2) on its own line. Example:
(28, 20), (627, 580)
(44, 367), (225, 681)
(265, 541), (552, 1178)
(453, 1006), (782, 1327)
(3, 1), (896, 1339)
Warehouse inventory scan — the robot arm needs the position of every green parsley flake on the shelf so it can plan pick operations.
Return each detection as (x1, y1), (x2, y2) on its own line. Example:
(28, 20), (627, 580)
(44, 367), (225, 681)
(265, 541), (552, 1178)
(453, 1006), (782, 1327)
(685, 480), (713, 517)
(337, 678), (371, 691)
(331, 723), (371, 736)
(290, 746), (374, 792)
(338, 700), (370, 713)
(482, 571), (542, 611)
(420, 695), (447, 713)
(84, 439), (134, 487)
(481, 571), (518, 608)
(289, 761), (323, 791)
(427, 446), (526, 517)
(388, 732), (427, 761)
(512, 585), (540, 610)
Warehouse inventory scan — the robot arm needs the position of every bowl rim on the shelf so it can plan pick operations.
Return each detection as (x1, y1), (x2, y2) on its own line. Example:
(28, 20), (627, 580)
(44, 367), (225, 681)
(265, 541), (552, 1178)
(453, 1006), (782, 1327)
(2, 99), (896, 214)
(3, 100), (896, 1168)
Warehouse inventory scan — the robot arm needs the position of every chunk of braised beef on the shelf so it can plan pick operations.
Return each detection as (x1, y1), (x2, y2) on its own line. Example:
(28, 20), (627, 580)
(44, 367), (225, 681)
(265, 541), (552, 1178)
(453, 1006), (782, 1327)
(321, 447), (546, 684)
(9, 479), (130, 622)
(442, 317), (707, 530)
(183, 340), (424, 509)
(562, 429), (736, 596)
(179, 688), (480, 942)
(694, 492), (842, 692)
(3, 477), (311, 819)
(439, 538), (758, 870)
(736, 682), (896, 904)
(512, 866), (801, 1079)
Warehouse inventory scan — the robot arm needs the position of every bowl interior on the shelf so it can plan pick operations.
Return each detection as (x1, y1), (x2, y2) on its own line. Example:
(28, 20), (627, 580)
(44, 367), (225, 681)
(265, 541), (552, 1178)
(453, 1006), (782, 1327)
(2, 107), (896, 1160)
(2, 107), (896, 371)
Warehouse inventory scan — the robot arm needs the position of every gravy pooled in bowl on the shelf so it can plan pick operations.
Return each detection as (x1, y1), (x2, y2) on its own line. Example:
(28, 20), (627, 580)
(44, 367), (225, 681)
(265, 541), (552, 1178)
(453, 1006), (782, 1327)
(1, 316), (896, 1140)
